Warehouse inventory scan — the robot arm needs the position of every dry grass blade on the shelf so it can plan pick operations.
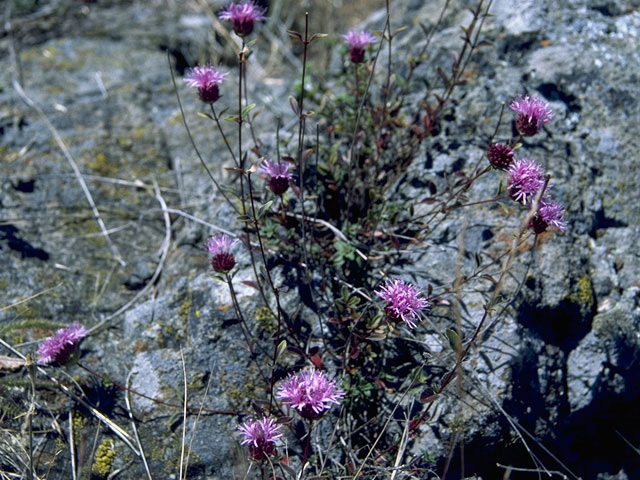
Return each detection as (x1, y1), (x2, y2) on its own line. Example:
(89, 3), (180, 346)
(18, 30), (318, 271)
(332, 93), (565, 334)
(473, 375), (578, 480)
(389, 400), (413, 480)
(353, 361), (426, 478)
(0, 336), (141, 458)
(67, 411), (77, 480)
(183, 361), (215, 480)
(0, 284), (63, 313)
(178, 349), (188, 480)
(125, 371), (153, 480)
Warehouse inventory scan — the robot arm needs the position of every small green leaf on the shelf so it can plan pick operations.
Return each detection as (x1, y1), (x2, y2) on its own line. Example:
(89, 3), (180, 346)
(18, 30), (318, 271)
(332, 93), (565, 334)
(445, 328), (461, 351)
(257, 200), (274, 220)
(242, 103), (256, 118)
(275, 340), (287, 362)
(347, 296), (361, 308)
(289, 95), (299, 116)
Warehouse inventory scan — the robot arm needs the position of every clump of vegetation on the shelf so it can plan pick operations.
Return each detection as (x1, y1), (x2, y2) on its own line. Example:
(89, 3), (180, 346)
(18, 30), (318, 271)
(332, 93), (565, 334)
(1, 0), (571, 479)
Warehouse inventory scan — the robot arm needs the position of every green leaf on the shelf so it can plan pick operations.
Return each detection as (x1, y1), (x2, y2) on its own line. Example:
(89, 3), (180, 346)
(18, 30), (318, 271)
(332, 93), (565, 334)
(275, 340), (287, 363)
(497, 202), (510, 215)
(241, 103), (256, 118)
(257, 200), (273, 220)
(289, 95), (299, 116)
(445, 328), (461, 351)
(347, 296), (361, 309)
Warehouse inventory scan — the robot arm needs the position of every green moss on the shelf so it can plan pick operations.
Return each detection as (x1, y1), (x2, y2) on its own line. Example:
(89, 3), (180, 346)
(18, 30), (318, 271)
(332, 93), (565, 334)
(92, 439), (116, 478)
(569, 274), (594, 309)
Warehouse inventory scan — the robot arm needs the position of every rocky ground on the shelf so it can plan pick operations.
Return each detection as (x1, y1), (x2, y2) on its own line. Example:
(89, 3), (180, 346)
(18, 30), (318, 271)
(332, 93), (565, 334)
(1, 0), (638, 479)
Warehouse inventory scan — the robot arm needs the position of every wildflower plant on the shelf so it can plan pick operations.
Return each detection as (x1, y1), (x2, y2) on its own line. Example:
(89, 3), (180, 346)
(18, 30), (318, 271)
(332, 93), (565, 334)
(169, 0), (570, 474)
(238, 417), (282, 460)
(260, 159), (293, 195)
(342, 30), (376, 63)
(507, 158), (546, 204)
(3, 1), (576, 479)
(375, 279), (431, 328)
(218, 0), (267, 36)
(510, 95), (554, 136)
(37, 322), (87, 365)
(207, 234), (237, 273)
(277, 369), (345, 420)
(184, 65), (228, 103)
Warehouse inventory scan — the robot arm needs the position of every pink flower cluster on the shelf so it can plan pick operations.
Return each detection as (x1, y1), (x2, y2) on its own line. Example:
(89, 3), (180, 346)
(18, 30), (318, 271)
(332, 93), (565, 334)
(219, 1), (267, 36)
(207, 234), (238, 273)
(277, 369), (344, 419)
(507, 159), (545, 204)
(37, 323), (87, 365)
(342, 30), (376, 63)
(260, 159), (293, 195)
(487, 95), (566, 233)
(375, 279), (430, 328)
(510, 95), (554, 136)
(184, 66), (228, 103)
(530, 197), (566, 233)
(238, 416), (282, 460)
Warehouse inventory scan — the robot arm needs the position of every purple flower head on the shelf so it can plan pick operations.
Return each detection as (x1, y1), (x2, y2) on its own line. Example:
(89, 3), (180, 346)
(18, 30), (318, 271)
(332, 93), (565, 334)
(207, 234), (238, 273)
(219, 1), (267, 36)
(487, 142), (515, 170)
(38, 323), (87, 366)
(260, 159), (293, 195)
(277, 369), (345, 420)
(375, 279), (430, 329)
(184, 66), (228, 103)
(510, 95), (554, 136)
(238, 416), (282, 460)
(529, 197), (566, 234)
(342, 30), (376, 63)
(507, 159), (545, 204)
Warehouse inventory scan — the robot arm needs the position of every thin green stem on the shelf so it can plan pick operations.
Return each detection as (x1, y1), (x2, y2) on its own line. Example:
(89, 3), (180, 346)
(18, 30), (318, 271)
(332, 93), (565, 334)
(210, 104), (238, 167)
(296, 12), (311, 273)
(167, 52), (239, 214)
(246, 173), (285, 413)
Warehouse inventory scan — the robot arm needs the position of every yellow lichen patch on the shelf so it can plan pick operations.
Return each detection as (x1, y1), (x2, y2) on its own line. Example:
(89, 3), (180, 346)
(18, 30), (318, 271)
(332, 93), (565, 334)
(72, 410), (86, 436)
(569, 275), (594, 309)
(87, 152), (114, 176)
(92, 439), (116, 478)
(254, 306), (277, 334)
